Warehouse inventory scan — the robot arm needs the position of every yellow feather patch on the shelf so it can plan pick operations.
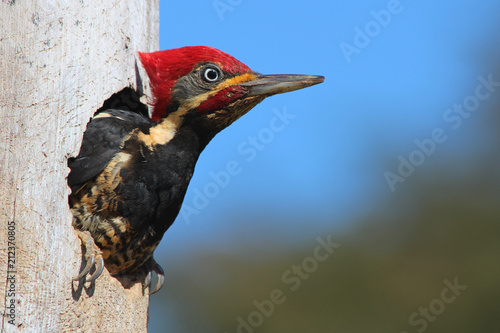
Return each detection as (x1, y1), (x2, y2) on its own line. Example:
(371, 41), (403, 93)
(93, 112), (126, 121)
(137, 109), (186, 147)
(215, 73), (257, 92)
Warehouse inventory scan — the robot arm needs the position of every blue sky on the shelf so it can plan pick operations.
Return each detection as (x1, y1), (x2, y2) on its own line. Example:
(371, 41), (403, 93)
(154, 0), (500, 262)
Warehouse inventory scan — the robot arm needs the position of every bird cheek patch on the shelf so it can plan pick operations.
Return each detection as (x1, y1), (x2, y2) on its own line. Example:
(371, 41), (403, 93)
(196, 86), (247, 114)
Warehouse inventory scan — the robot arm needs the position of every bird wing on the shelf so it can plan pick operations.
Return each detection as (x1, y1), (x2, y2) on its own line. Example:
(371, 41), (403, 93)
(68, 109), (153, 192)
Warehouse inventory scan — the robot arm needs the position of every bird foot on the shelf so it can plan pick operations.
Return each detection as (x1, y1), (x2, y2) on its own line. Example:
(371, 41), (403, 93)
(73, 230), (105, 283)
(143, 258), (165, 295)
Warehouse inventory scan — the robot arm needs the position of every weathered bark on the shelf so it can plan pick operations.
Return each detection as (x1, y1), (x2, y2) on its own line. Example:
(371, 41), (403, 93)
(0, 1), (159, 332)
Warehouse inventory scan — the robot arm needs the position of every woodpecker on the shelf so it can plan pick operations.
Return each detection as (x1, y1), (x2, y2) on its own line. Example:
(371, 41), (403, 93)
(69, 46), (324, 294)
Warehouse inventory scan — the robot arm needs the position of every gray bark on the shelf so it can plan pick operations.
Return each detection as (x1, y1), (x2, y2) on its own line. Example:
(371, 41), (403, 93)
(0, 1), (159, 332)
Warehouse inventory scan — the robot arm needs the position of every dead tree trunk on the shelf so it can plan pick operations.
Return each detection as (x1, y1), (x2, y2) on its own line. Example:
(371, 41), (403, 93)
(0, 1), (159, 331)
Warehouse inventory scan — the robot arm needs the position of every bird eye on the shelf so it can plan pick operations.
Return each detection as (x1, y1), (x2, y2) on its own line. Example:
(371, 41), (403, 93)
(202, 67), (220, 83)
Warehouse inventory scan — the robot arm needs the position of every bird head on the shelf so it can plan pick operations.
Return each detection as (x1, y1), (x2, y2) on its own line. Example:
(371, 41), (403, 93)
(138, 46), (324, 143)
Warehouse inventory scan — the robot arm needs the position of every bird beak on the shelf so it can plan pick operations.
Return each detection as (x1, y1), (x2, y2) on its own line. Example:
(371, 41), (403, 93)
(241, 74), (325, 97)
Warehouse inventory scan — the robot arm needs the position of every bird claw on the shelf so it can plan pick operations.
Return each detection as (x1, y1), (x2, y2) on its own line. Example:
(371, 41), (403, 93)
(143, 258), (165, 295)
(73, 230), (105, 283)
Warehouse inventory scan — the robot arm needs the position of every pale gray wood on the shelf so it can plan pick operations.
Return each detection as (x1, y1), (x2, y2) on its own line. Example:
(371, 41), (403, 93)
(0, 1), (159, 331)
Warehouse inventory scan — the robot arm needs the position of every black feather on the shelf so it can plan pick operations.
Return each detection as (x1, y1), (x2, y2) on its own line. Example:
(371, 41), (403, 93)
(68, 109), (153, 191)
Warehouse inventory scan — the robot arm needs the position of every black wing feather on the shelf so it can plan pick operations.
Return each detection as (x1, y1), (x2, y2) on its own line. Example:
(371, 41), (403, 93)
(68, 109), (153, 191)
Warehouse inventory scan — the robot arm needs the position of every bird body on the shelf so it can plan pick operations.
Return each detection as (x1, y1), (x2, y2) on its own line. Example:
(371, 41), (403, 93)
(69, 46), (324, 293)
(69, 109), (200, 275)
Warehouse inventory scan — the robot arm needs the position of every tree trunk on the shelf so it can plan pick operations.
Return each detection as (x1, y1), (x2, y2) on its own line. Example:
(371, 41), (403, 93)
(0, 1), (159, 331)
